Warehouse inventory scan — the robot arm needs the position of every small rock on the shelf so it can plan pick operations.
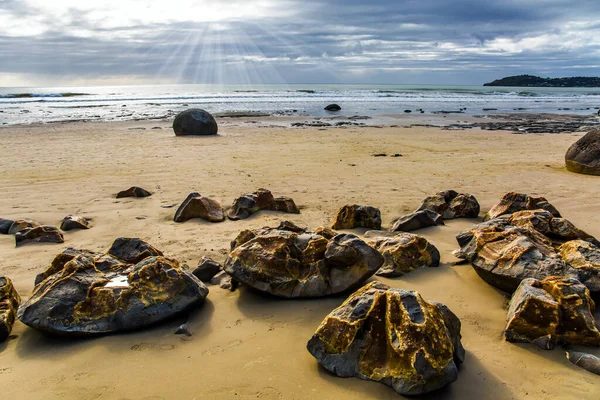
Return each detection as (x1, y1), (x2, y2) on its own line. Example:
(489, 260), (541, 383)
(210, 271), (237, 291)
(0, 218), (15, 234)
(566, 351), (600, 375)
(174, 192), (225, 223)
(175, 323), (192, 337)
(116, 186), (152, 199)
(390, 210), (444, 232)
(0, 276), (21, 342)
(8, 219), (41, 235)
(331, 204), (382, 230)
(324, 104), (341, 111)
(192, 257), (223, 282)
(60, 215), (90, 231)
(373, 153), (387, 157)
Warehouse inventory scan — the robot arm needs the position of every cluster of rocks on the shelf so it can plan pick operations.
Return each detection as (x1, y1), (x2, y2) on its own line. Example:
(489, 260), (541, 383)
(0, 216), (91, 247)
(456, 192), (600, 293)
(17, 238), (209, 336)
(173, 188), (300, 224)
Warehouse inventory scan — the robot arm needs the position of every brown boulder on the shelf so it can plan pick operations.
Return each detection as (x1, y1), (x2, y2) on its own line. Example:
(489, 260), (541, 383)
(505, 277), (600, 349)
(8, 219), (41, 235)
(417, 190), (480, 219)
(116, 186), (152, 198)
(15, 226), (64, 247)
(307, 281), (464, 395)
(331, 204), (381, 230)
(224, 228), (383, 298)
(60, 215), (90, 231)
(174, 192), (225, 223)
(390, 210), (444, 232)
(565, 129), (600, 175)
(484, 192), (561, 221)
(0, 276), (21, 342)
(17, 238), (208, 336)
(370, 233), (440, 277)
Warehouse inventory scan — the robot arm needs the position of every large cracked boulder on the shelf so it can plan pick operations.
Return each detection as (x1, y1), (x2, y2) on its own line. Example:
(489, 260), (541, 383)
(174, 192), (225, 223)
(307, 281), (464, 396)
(0, 276), (21, 342)
(15, 226), (64, 247)
(457, 211), (600, 293)
(369, 233), (440, 277)
(331, 204), (382, 230)
(173, 109), (218, 136)
(484, 192), (561, 221)
(565, 130), (600, 175)
(390, 210), (444, 232)
(224, 227), (383, 298)
(505, 276), (600, 349)
(417, 190), (480, 219)
(18, 238), (208, 336)
(227, 189), (299, 220)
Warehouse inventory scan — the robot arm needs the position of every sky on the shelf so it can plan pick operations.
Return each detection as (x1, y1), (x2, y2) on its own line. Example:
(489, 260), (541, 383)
(0, 0), (599, 87)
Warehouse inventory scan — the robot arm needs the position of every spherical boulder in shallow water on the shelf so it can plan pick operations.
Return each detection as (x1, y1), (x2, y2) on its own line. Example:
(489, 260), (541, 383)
(173, 109), (218, 136)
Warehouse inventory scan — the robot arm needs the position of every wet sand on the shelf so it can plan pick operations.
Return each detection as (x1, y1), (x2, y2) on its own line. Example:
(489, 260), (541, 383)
(0, 119), (599, 399)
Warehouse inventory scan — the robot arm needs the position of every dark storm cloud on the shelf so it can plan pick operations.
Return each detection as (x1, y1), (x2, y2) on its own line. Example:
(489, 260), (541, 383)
(0, 0), (599, 85)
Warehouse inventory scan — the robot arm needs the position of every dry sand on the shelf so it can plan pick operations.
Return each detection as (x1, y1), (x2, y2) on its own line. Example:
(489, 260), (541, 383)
(0, 118), (599, 399)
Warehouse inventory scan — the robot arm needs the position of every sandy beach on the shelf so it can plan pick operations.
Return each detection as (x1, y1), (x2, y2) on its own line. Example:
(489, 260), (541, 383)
(1, 118), (599, 400)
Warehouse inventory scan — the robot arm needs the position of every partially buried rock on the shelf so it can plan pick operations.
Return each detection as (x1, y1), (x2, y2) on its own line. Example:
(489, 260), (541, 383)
(307, 281), (464, 395)
(484, 192), (561, 221)
(8, 219), (41, 235)
(174, 192), (225, 223)
(565, 129), (600, 175)
(0, 218), (14, 234)
(15, 226), (64, 247)
(390, 210), (444, 232)
(17, 238), (208, 336)
(417, 190), (480, 219)
(224, 227), (384, 298)
(324, 104), (341, 111)
(60, 215), (90, 231)
(173, 109), (218, 136)
(0, 276), (21, 342)
(192, 257), (223, 282)
(227, 189), (299, 220)
(331, 204), (382, 230)
(210, 270), (237, 291)
(505, 276), (600, 349)
(116, 186), (152, 199)
(370, 233), (440, 277)
(566, 351), (600, 375)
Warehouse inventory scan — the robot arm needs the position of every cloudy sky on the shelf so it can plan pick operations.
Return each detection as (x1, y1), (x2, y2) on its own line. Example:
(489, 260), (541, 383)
(0, 0), (599, 87)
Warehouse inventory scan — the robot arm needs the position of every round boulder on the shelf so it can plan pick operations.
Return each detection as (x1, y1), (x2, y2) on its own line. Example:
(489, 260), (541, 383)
(565, 130), (600, 175)
(173, 109), (218, 136)
(324, 104), (341, 112)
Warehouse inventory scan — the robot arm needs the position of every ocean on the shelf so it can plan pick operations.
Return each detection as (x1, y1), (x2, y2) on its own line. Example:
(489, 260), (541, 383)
(0, 84), (599, 126)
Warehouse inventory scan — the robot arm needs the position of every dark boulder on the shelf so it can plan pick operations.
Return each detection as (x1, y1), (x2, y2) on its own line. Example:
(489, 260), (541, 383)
(484, 192), (560, 221)
(0, 218), (14, 234)
(0, 276), (21, 342)
(15, 226), (64, 247)
(17, 239), (208, 336)
(565, 129), (600, 175)
(505, 277), (600, 349)
(173, 109), (218, 136)
(566, 351), (600, 375)
(116, 186), (152, 199)
(174, 192), (225, 223)
(331, 204), (382, 230)
(107, 237), (163, 264)
(417, 190), (480, 219)
(307, 281), (464, 395)
(369, 233), (440, 277)
(390, 210), (444, 232)
(324, 104), (341, 111)
(224, 229), (383, 298)
(192, 257), (223, 282)
(60, 215), (90, 231)
(227, 189), (299, 220)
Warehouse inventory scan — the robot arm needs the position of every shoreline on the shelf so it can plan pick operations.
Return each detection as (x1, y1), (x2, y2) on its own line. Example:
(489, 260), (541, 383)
(0, 120), (599, 399)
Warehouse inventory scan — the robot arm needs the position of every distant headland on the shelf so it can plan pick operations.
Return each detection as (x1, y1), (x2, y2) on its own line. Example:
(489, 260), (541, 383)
(484, 74), (600, 87)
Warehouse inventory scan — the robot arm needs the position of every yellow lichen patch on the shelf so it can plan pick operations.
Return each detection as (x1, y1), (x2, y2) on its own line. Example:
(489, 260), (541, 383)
(559, 240), (600, 270)
(0, 276), (21, 337)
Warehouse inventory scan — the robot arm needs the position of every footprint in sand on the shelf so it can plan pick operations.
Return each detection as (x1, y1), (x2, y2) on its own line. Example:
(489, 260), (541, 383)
(0, 367), (12, 374)
(40, 374), (66, 385)
(202, 339), (242, 356)
(130, 343), (176, 351)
